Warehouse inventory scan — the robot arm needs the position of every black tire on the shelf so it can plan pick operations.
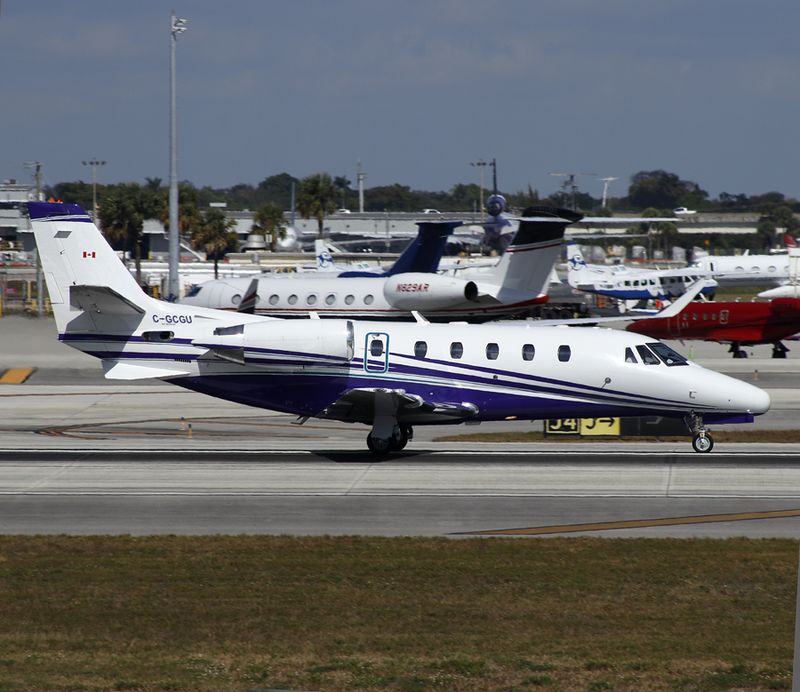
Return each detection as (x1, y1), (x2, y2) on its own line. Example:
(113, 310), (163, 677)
(692, 433), (714, 453)
(366, 434), (391, 455)
(391, 430), (409, 451)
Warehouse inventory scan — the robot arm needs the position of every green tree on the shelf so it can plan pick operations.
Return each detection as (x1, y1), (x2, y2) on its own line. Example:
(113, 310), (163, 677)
(297, 173), (337, 238)
(191, 209), (239, 278)
(99, 183), (163, 285)
(333, 176), (351, 209)
(628, 170), (708, 210)
(253, 202), (287, 252)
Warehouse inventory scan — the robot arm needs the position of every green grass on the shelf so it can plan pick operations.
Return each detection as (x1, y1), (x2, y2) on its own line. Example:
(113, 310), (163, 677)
(0, 536), (795, 690)
(435, 429), (800, 443)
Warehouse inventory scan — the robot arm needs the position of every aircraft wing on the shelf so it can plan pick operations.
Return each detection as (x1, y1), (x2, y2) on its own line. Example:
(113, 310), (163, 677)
(498, 279), (713, 327)
(317, 387), (479, 425)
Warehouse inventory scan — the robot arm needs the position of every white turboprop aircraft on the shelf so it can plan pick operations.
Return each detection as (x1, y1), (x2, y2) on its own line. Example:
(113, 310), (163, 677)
(181, 207), (583, 321)
(566, 242), (717, 309)
(28, 201), (769, 454)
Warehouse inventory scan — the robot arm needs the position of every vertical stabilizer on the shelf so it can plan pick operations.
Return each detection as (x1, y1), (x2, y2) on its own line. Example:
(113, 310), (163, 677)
(28, 202), (152, 332)
(489, 207), (580, 297)
(565, 240), (594, 288)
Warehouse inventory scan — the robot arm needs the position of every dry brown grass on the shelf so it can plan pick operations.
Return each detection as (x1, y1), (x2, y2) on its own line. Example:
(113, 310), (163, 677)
(0, 536), (795, 690)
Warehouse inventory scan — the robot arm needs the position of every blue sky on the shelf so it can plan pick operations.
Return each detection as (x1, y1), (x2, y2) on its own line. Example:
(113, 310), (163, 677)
(2, 1), (798, 199)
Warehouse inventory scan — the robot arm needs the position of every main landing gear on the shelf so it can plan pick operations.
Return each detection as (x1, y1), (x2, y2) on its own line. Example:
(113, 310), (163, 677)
(366, 424), (413, 455)
(729, 342), (747, 358)
(772, 341), (789, 359)
(685, 411), (714, 453)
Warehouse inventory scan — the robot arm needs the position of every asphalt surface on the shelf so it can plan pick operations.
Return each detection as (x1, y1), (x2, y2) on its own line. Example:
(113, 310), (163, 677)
(2, 316), (800, 537)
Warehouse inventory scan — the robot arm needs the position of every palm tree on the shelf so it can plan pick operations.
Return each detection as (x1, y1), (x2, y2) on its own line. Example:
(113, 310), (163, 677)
(99, 183), (163, 285)
(252, 202), (287, 252)
(297, 173), (337, 238)
(191, 209), (239, 278)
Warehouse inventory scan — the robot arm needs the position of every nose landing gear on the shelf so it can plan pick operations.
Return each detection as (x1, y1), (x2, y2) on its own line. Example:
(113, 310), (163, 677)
(685, 412), (714, 453)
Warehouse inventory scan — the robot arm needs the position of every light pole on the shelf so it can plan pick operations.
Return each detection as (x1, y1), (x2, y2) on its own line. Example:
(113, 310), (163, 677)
(470, 160), (487, 216)
(169, 10), (188, 301)
(81, 159), (106, 220)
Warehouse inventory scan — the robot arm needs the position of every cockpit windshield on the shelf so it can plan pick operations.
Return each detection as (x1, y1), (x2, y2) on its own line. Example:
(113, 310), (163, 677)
(185, 285), (203, 297)
(647, 342), (689, 366)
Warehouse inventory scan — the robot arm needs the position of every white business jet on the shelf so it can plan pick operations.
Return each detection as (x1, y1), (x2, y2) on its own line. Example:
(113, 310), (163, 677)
(181, 208), (582, 321)
(28, 202), (769, 454)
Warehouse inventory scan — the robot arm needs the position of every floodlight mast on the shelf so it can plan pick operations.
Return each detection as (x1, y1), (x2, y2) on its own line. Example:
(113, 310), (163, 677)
(168, 10), (187, 301)
(599, 176), (619, 209)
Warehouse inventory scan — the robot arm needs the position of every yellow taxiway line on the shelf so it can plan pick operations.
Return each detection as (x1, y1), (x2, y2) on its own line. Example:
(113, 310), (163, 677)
(0, 368), (35, 385)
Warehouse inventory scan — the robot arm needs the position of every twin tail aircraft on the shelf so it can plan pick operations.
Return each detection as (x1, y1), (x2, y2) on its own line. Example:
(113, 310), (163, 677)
(28, 202), (770, 454)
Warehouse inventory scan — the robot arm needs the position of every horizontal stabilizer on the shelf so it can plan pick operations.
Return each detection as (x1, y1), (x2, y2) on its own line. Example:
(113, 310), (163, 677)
(102, 361), (191, 380)
(70, 285), (145, 316)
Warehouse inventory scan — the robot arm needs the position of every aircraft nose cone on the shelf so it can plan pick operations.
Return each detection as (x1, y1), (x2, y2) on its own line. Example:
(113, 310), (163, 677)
(745, 385), (771, 415)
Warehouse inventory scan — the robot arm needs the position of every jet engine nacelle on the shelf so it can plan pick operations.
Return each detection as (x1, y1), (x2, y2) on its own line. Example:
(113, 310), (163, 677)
(201, 319), (354, 365)
(383, 273), (478, 310)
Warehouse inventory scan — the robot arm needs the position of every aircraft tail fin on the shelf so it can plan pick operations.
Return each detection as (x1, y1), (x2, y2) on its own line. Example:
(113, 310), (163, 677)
(565, 240), (594, 288)
(386, 221), (462, 275)
(490, 207), (580, 296)
(314, 238), (335, 270)
(27, 201), (154, 332)
(237, 278), (259, 314)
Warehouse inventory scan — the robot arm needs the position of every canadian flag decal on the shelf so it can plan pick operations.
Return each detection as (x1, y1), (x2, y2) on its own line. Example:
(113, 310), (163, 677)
(82, 251), (96, 258)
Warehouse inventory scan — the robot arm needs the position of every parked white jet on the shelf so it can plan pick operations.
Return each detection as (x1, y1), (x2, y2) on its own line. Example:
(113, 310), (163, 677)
(566, 242), (716, 308)
(692, 251), (793, 284)
(182, 207), (582, 321)
(28, 201), (769, 453)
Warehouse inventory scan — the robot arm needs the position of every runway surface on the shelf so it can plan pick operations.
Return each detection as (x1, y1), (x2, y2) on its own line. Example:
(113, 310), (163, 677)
(2, 316), (800, 537)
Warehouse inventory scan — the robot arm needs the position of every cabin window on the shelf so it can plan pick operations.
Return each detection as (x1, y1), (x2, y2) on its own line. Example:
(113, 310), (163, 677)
(769, 265), (777, 273)
(414, 341), (428, 358)
(306, 294), (318, 306)
(624, 280), (631, 287)
(325, 293), (336, 305)
(692, 312), (697, 320)
(625, 347), (637, 363)
(649, 279), (656, 286)
(364, 294), (374, 305)
(288, 294), (298, 305)
(712, 313), (717, 321)
(703, 313), (707, 321)
(231, 294), (242, 305)
(370, 339), (384, 357)
(557, 345), (571, 362)
(735, 265), (744, 272)
(486, 343), (499, 360)
(522, 343), (535, 361)
(450, 342), (464, 359)
(647, 342), (688, 366)
(268, 294), (279, 305)
(751, 266), (760, 273)
(143, 331), (174, 342)
(636, 344), (660, 365)
(345, 294), (355, 305)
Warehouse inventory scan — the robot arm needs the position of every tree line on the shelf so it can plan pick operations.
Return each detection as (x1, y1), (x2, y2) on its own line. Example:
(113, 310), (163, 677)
(44, 170), (800, 275)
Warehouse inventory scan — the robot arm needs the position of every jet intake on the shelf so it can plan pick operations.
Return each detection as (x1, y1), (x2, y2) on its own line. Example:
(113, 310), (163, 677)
(199, 319), (354, 365)
(383, 273), (479, 310)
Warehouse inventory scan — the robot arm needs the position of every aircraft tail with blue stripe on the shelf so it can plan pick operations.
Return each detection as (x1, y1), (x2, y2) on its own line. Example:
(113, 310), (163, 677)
(338, 220), (462, 277)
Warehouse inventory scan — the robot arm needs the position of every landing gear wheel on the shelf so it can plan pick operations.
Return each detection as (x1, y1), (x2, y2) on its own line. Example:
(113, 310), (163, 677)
(692, 433), (714, 453)
(366, 433), (391, 455)
(390, 425), (413, 451)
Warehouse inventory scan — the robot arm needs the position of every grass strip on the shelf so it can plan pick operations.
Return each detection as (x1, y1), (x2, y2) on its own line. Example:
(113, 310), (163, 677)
(0, 536), (795, 690)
